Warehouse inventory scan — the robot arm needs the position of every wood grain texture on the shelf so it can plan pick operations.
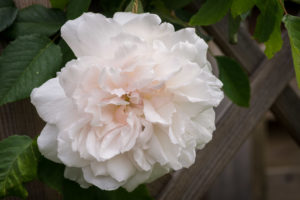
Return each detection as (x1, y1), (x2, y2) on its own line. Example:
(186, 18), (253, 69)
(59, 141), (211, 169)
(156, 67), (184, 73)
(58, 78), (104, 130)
(149, 16), (266, 198)
(156, 34), (294, 200)
(204, 16), (265, 74)
(271, 82), (300, 145)
(205, 17), (300, 147)
(204, 139), (252, 200)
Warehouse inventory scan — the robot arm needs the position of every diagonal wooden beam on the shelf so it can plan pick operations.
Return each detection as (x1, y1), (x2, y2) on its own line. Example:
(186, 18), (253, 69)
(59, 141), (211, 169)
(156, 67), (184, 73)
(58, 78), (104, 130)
(205, 17), (300, 145)
(271, 81), (300, 145)
(156, 32), (294, 200)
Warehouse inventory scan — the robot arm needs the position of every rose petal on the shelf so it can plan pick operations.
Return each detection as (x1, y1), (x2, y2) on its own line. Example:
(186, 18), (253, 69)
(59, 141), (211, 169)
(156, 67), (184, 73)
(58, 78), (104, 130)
(31, 78), (72, 124)
(37, 124), (61, 163)
(107, 155), (136, 182)
(83, 166), (123, 190)
(61, 13), (121, 57)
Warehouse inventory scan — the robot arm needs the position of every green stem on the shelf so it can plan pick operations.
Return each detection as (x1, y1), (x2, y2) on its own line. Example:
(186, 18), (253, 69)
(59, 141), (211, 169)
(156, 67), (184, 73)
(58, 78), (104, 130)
(279, 0), (288, 15)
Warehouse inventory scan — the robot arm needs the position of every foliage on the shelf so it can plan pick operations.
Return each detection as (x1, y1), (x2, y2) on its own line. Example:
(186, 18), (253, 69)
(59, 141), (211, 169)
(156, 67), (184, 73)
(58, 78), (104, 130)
(5, 4), (66, 39)
(0, 136), (39, 199)
(216, 56), (250, 107)
(50, 0), (69, 10)
(189, 0), (233, 26)
(283, 14), (300, 88)
(0, 0), (18, 32)
(0, 0), (299, 198)
(0, 35), (62, 106)
(66, 0), (91, 19)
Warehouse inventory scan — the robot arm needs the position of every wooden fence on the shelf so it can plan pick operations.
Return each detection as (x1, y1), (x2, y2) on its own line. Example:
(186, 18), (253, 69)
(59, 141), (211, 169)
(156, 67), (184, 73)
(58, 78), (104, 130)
(1, 0), (299, 199)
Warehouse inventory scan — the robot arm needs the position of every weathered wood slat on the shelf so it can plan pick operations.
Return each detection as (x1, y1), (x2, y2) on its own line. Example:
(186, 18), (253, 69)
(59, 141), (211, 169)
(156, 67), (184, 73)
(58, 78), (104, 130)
(271, 82), (300, 145)
(205, 17), (300, 145)
(157, 34), (294, 200)
(149, 16), (266, 198)
(205, 17), (266, 74)
(204, 139), (252, 200)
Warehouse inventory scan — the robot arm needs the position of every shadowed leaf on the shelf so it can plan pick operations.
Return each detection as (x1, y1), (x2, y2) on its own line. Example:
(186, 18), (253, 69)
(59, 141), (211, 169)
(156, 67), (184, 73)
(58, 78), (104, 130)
(216, 56), (250, 107)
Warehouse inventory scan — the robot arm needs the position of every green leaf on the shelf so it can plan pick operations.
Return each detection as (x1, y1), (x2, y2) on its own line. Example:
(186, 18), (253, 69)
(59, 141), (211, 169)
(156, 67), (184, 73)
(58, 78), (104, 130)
(0, 35), (62, 106)
(161, 0), (194, 10)
(264, 27), (283, 59)
(6, 4), (66, 39)
(264, 7), (283, 59)
(125, 0), (144, 13)
(66, 0), (91, 20)
(228, 14), (241, 44)
(283, 14), (300, 88)
(231, 0), (254, 18)
(0, 0), (18, 32)
(189, 0), (233, 26)
(0, 135), (40, 199)
(59, 39), (75, 67)
(196, 27), (212, 42)
(50, 0), (69, 10)
(216, 56), (250, 107)
(38, 157), (153, 200)
(151, 0), (187, 27)
(253, 0), (282, 43)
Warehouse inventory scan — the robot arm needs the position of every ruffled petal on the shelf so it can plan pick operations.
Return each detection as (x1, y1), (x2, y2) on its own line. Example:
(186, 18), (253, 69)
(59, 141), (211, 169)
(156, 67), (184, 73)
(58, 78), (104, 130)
(57, 126), (89, 167)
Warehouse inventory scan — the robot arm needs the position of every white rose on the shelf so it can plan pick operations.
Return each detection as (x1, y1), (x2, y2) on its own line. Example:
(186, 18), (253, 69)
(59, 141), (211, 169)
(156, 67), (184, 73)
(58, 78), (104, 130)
(31, 12), (223, 191)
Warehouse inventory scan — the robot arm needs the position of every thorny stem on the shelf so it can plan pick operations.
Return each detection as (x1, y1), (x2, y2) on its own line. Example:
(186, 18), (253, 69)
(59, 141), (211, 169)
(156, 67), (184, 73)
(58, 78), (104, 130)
(279, 0), (288, 15)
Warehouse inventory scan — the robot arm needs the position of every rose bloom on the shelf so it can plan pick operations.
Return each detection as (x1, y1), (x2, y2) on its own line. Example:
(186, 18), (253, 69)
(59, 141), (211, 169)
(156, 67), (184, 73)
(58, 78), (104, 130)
(31, 12), (223, 191)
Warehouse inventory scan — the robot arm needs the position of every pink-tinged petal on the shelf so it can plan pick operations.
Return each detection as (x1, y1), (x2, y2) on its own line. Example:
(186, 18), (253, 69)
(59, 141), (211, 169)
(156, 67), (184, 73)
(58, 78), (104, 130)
(170, 39), (208, 67)
(61, 13), (121, 57)
(83, 166), (123, 190)
(153, 126), (182, 170)
(143, 97), (176, 125)
(90, 161), (108, 176)
(122, 171), (152, 192)
(173, 76), (223, 107)
(57, 127), (89, 167)
(132, 149), (152, 171)
(59, 56), (102, 97)
(31, 78), (72, 124)
(107, 155), (136, 182)
(99, 125), (123, 159)
(178, 146), (196, 168)
(37, 124), (61, 163)
(146, 132), (168, 166)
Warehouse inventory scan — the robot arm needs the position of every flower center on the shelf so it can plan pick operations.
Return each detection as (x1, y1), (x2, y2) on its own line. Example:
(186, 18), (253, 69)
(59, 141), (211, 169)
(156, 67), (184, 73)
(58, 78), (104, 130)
(122, 91), (143, 106)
